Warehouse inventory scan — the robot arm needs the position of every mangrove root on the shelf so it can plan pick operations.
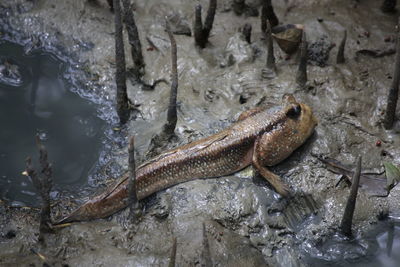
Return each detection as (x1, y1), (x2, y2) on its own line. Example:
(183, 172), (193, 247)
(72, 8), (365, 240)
(193, 0), (217, 48)
(266, 20), (276, 71)
(296, 31), (308, 87)
(146, 20), (179, 157)
(121, 0), (145, 76)
(384, 17), (400, 129)
(242, 23), (252, 44)
(340, 156), (362, 237)
(25, 136), (54, 240)
(336, 30), (347, 64)
(114, 0), (130, 124)
(261, 0), (279, 33)
(163, 20), (178, 137)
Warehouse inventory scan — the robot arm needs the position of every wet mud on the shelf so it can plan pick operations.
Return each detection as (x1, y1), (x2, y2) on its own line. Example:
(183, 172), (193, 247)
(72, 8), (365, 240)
(1, 0), (400, 266)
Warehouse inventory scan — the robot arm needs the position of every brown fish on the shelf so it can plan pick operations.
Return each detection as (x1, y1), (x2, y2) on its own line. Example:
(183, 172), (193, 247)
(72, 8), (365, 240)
(58, 94), (317, 223)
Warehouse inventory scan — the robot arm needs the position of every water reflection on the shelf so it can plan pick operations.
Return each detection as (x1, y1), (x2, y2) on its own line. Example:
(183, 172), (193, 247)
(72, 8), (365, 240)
(374, 221), (400, 267)
(0, 41), (105, 206)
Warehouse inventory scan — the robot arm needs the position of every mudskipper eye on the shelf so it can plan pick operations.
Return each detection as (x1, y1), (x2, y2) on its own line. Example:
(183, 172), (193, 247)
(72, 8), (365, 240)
(286, 104), (301, 118)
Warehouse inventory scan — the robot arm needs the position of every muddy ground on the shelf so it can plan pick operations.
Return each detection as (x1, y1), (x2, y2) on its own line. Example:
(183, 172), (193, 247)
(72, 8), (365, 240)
(0, 0), (400, 266)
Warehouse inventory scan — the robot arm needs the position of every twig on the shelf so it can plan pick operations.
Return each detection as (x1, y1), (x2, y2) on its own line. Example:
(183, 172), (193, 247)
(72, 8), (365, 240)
(384, 17), (400, 129)
(128, 136), (140, 220)
(336, 30), (347, 64)
(340, 156), (362, 237)
(266, 20), (276, 71)
(168, 237), (177, 267)
(296, 31), (308, 87)
(242, 23), (252, 44)
(121, 0), (145, 76)
(381, 0), (397, 13)
(114, 0), (130, 124)
(164, 20), (178, 137)
(193, 0), (217, 48)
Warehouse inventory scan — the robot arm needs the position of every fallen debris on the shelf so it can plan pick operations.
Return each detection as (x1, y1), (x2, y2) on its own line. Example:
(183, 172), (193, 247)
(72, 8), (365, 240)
(318, 156), (387, 197)
(272, 24), (303, 54)
(356, 48), (395, 58)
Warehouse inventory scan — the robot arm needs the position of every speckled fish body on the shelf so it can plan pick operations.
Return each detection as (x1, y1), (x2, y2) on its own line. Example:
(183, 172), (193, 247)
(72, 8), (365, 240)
(58, 95), (317, 223)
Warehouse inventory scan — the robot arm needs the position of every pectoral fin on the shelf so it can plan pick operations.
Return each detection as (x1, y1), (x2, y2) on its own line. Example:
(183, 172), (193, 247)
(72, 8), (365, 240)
(252, 137), (290, 196)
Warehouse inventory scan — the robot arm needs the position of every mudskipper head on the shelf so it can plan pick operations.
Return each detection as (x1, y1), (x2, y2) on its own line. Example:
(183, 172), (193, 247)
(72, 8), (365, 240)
(257, 94), (318, 167)
(282, 94), (318, 141)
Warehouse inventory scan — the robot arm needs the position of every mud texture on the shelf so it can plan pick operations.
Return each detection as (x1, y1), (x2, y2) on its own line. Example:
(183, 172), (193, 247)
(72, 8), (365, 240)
(1, 0), (400, 266)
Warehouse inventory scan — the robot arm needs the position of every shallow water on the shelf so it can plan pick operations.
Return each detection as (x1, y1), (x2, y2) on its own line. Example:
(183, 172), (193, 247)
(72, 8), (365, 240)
(0, 41), (105, 206)
(357, 220), (400, 267)
(301, 217), (400, 267)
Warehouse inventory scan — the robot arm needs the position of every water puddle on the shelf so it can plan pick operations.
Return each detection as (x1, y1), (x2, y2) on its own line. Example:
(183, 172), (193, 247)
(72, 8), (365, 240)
(302, 218), (400, 267)
(0, 41), (106, 207)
